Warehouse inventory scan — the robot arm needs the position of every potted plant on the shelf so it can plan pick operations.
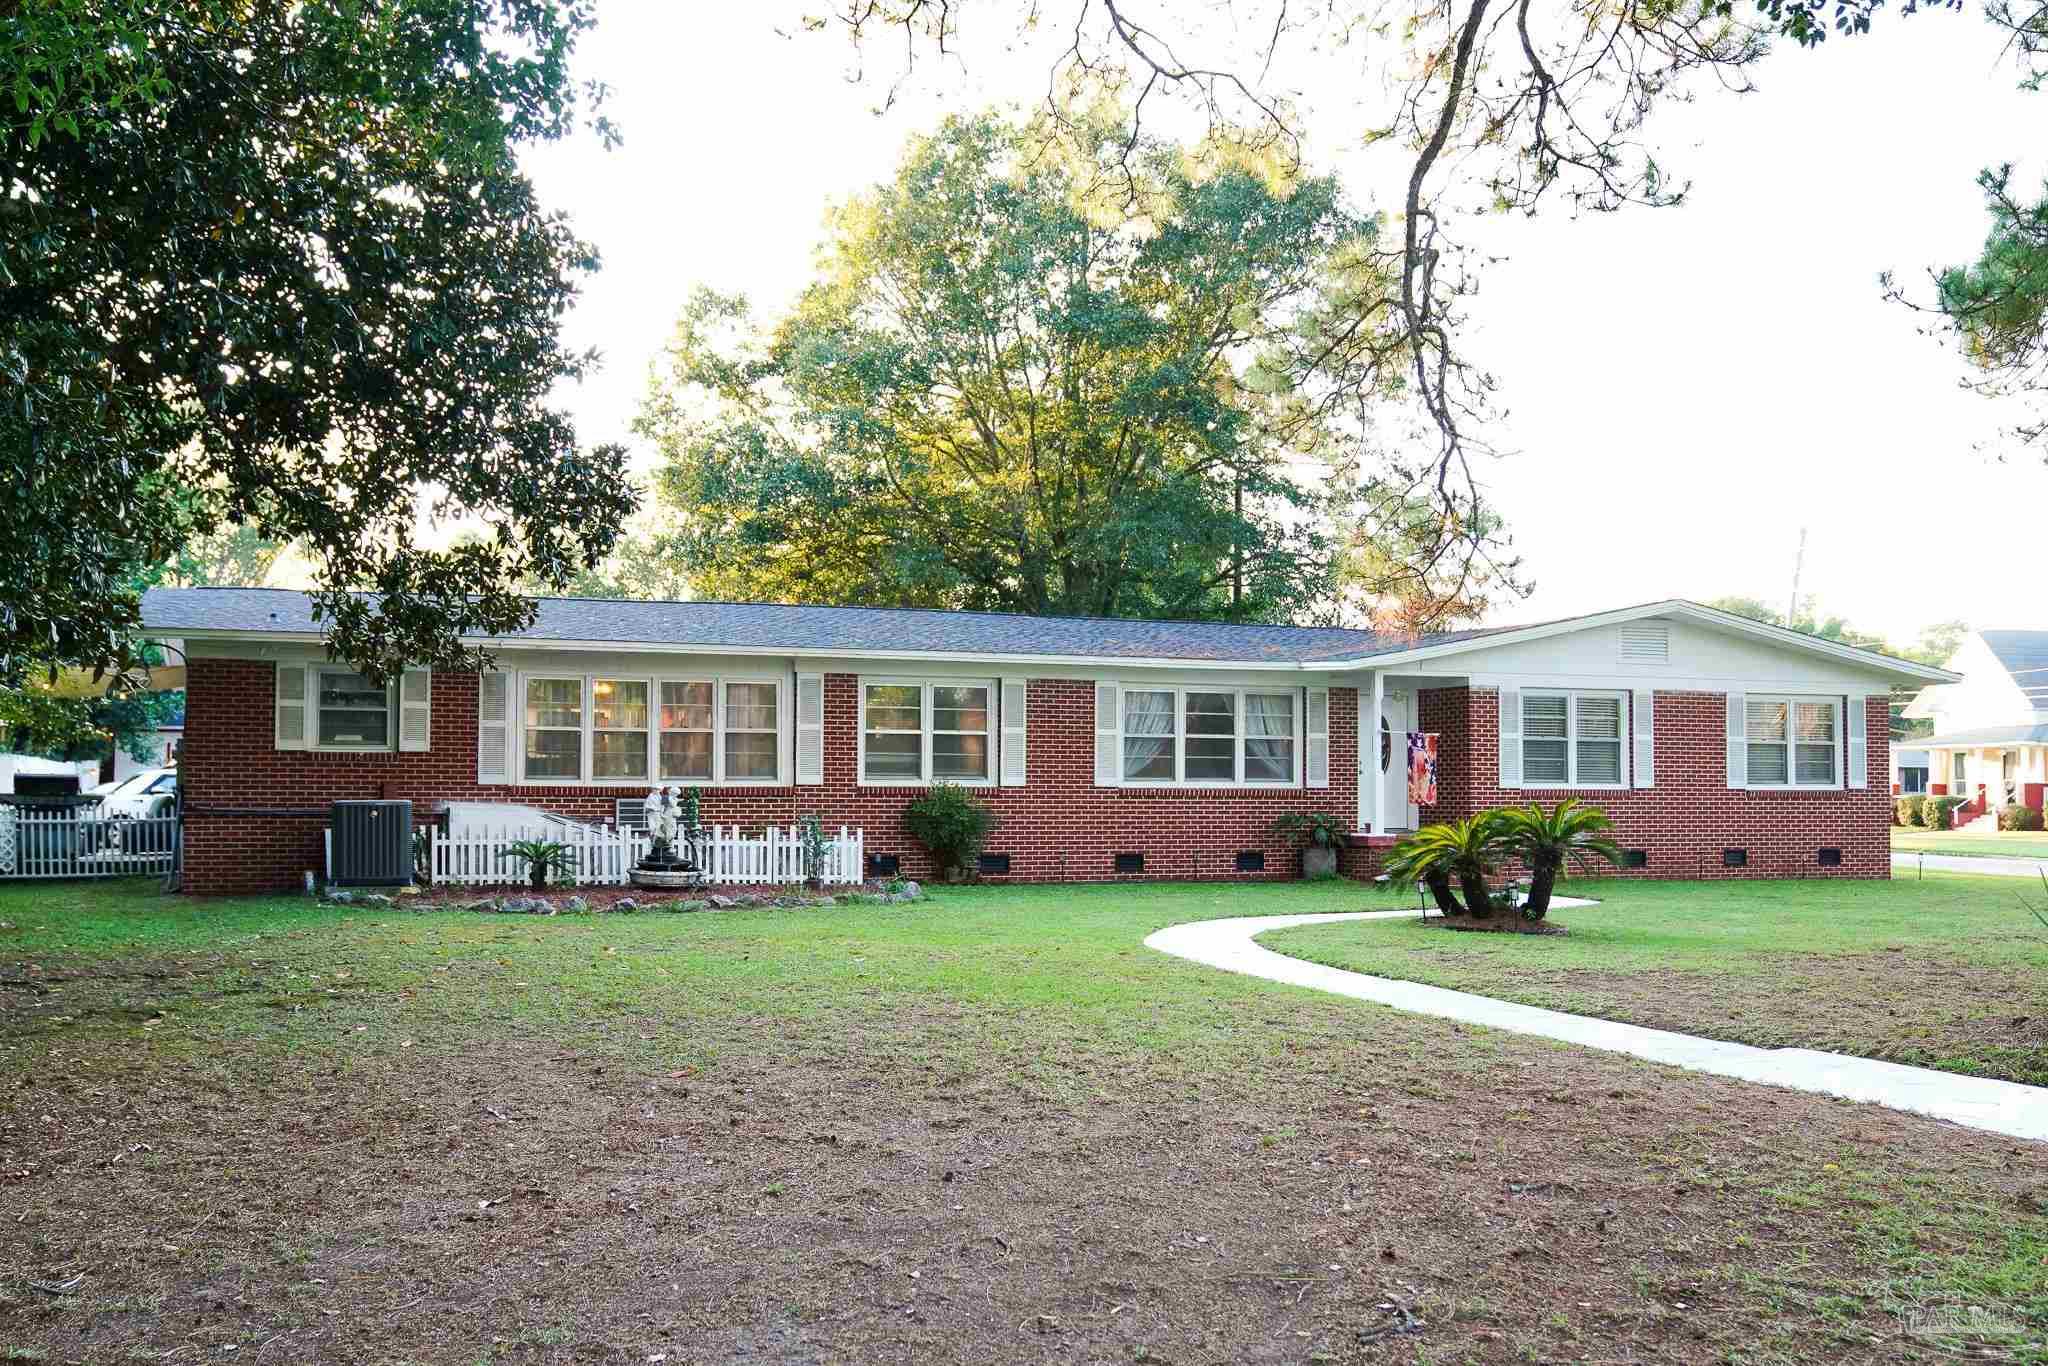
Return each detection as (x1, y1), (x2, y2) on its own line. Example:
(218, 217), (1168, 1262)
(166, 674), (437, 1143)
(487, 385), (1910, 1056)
(1271, 812), (1347, 879)
(1496, 800), (1622, 920)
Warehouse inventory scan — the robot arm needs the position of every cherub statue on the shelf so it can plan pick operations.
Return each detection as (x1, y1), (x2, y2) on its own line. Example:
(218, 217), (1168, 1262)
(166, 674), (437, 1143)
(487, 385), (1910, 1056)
(644, 784), (683, 862)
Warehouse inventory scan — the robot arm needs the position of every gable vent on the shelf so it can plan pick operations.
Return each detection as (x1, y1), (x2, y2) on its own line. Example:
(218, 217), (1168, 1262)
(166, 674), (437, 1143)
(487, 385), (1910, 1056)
(1619, 623), (1670, 664)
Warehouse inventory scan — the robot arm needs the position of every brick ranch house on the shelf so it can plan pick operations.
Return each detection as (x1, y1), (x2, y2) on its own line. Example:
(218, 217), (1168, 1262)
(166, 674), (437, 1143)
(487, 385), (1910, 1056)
(139, 589), (1955, 895)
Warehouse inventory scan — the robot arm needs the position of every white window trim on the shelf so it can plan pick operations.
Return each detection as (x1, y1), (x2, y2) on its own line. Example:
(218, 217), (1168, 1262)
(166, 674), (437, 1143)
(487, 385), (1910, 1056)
(312, 667), (396, 752)
(1116, 685), (1303, 789)
(590, 676), (655, 784)
(1519, 689), (1630, 791)
(655, 677), (718, 786)
(857, 676), (996, 787)
(1744, 693), (1843, 791)
(516, 672), (787, 787)
(719, 679), (784, 785)
(520, 673), (589, 783)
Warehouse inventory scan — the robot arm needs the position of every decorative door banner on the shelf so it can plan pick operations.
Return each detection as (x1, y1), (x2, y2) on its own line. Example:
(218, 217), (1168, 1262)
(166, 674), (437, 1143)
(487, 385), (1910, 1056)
(1407, 732), (1439, 806)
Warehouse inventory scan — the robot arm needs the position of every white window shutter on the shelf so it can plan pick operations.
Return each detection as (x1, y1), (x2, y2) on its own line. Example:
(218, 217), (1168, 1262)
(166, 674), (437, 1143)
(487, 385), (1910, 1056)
(275, 664), (309, 751)
(1094, 682), (1121, 787)
(1631, 688), (1654, 788)
(1725, 691), (1747, 789)
(1846, 694), (1868, 789)
(776, 678), (794, 785)
(1498, 685), (1522, 788)
(477, 670), (512, 784)
(1000, 677), (1028, 787)
(399, 669), (432, 752)
(795, 673), (825, 785)
(1305, 688), (1330, 788)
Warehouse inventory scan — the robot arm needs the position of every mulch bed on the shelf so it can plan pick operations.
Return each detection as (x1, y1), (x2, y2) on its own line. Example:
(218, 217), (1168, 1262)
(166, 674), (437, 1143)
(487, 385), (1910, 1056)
(1426, 911), (1569, 935)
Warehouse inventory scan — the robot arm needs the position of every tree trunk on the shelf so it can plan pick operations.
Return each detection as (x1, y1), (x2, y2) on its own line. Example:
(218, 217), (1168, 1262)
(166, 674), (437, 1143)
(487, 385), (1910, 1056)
(1423, 868), (1460, 916)
(1523, 857), (1559, 921)
(1457, 867), (1494, 919)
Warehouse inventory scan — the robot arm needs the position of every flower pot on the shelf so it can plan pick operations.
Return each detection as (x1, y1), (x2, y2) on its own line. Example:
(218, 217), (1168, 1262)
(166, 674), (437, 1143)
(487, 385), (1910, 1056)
(1302, 845), (1339, 879)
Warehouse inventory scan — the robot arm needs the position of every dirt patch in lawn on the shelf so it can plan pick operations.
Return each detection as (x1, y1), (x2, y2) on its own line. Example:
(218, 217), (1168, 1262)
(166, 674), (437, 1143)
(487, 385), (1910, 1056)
(3, 996), (2045, 1362)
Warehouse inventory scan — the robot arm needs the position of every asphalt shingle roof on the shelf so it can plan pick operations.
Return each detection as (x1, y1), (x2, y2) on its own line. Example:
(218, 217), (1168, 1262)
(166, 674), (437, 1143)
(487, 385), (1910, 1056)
(140, 587), (1508, 665)
(1917, 722), (2048, 749)
(1981, 630), (2048, 708)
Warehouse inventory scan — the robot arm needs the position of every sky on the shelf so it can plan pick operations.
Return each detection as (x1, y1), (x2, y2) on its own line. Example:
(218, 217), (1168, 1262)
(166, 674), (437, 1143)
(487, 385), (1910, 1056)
(519, 3), (2045, 644)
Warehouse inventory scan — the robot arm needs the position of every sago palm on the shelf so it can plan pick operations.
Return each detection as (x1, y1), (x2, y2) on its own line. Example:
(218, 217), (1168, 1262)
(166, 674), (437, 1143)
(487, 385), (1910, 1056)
(1385, 814), (1508, 918)
(1496, 800), (1622, 920)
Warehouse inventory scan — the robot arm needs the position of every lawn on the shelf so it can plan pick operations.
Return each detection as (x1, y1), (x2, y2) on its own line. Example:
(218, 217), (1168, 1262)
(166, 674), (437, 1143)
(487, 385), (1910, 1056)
(1265, 873), (2048, 1084)
(1, 877), (2044, 1364)
(1894, 826), (2048, 859)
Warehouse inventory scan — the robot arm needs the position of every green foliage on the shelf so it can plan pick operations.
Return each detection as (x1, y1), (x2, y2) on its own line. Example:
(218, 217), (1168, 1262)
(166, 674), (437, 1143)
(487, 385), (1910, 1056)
(1270, 812), (1348, 849)
(901, 783), (997, 879)
(3, 0), (632, 684)
(1923, 796), (1964, 831)
(1496, 800), (1622, 921)
(504, 839), (577, 892)
(1999, 803), (2045, 832)
(639, 111), (1412, 624)
(1928, 164), (2048, 451)
(1385, 813), (1510, 918)
(1896, 795), (1927, 827)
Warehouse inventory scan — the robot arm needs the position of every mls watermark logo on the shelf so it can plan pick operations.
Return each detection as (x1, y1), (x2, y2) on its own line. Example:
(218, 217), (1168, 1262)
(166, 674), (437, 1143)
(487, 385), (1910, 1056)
(1900, 1303), (2037, 1359)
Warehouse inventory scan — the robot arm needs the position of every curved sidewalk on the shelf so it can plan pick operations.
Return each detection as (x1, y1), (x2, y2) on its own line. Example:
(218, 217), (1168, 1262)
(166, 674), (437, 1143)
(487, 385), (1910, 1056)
(1892, 850), (2048, 879)
(1144, 909), (2047, 1144)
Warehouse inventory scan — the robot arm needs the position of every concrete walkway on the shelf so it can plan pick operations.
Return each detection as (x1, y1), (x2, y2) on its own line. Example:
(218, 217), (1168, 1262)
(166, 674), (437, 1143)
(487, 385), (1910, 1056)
(1144, 907), (2048, 1144)
(1892, 850), (2048, 879)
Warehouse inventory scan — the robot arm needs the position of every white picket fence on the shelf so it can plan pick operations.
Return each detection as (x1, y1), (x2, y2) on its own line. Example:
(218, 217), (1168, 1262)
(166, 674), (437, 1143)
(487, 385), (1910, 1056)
(422, 822), (865, 888)
(0, 806), (179, 880)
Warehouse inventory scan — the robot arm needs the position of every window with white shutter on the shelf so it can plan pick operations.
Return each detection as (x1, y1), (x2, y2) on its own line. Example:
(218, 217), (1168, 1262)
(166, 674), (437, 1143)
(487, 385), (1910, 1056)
(275, 664), (309, 751)
(398, 669), (432, 752)
(1518, 690), (1628, 788)
(795, 673), (825, 785)
(1743, 694), (1840, 789)
(477, 671), (511, 783)
(999, 678), (1028, 786)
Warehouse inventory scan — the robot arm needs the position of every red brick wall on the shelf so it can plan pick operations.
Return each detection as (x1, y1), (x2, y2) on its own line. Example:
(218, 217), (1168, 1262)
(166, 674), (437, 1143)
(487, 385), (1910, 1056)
(180, 660), (1362, 894)
(1407, 686), (1891, 879)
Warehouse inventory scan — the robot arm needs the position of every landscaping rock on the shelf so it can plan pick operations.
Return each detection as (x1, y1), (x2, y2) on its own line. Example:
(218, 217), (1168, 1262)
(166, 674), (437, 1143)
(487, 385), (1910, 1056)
(360, 893), (395, 905)
(815, 896), (837, 907)
(900, 880), (921, 900)
(563, 895), (588, 913)
(615, 898), (638, 913)
(708, 895), (735, 909)
(324, 890), (354, 904)
(678, 899), (709, 912)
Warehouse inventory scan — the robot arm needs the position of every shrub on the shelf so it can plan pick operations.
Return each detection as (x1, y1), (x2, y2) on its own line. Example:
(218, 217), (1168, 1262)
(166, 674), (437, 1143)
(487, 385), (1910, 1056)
(1923, 796), (1963, 831)
(1895, 795), (1925, 827)
(902, 783), (997, 880)
(2000, 803), (2045, 832)
(1495, 800), (1621, 921)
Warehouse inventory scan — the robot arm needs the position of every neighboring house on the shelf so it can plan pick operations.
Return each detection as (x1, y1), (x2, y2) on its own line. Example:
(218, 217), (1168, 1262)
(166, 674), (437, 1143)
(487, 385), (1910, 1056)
(1890, 744), (1930, 797)
(0, 755), (100, 798)
(138, 588), (1953, 895)
(1902, 629), (2048, 823)
(111, 715), (184, 784)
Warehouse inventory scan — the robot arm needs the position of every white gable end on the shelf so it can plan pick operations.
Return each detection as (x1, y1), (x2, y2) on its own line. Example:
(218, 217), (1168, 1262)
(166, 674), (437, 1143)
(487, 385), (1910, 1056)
(1439, 615), (1910, 693)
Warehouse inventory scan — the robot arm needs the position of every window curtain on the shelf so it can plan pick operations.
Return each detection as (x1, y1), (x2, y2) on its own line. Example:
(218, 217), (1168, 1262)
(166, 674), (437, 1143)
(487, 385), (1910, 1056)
(1122, 690), (1174, 780)
(1244, 693), (1294, 782)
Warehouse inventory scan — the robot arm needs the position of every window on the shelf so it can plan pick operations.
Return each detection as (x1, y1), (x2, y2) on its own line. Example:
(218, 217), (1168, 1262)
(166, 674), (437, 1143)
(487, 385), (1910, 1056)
(723, 682), (780, 781)
(524, 677), (583, 779)
(1120, 686), (1298, 785)
(657, 681), (714, 781)
(1520, 691), (1627, 787)
(1899, 766), (1928, 795)
(1745, 695), (1838, 788)
(861, 680), (993, 783)
(591, 679), (650, 780)
(317, 670), (390, 748)
(1953, 752), (1968, 789)
(520, 674), (780, 785)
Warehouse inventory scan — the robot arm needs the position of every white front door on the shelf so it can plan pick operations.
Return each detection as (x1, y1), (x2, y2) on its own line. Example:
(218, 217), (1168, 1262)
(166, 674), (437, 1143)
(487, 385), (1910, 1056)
(1377, 688), (1419, 831)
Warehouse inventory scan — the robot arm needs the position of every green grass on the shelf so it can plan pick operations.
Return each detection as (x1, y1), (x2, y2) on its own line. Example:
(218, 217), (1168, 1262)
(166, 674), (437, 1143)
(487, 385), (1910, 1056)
(1893, 826), (2048, 858)
(1263, 872), (2048, 1083)
(2, 876), (2044, 1362)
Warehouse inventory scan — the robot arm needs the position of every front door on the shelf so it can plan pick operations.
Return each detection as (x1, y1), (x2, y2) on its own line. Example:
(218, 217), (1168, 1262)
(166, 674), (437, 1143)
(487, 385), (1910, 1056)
(1378, 688), (1419, 832)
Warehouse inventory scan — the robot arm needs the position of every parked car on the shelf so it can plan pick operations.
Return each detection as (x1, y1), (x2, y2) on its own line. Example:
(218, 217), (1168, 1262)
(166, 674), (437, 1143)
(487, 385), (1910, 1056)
(95, 768), (178, 821)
